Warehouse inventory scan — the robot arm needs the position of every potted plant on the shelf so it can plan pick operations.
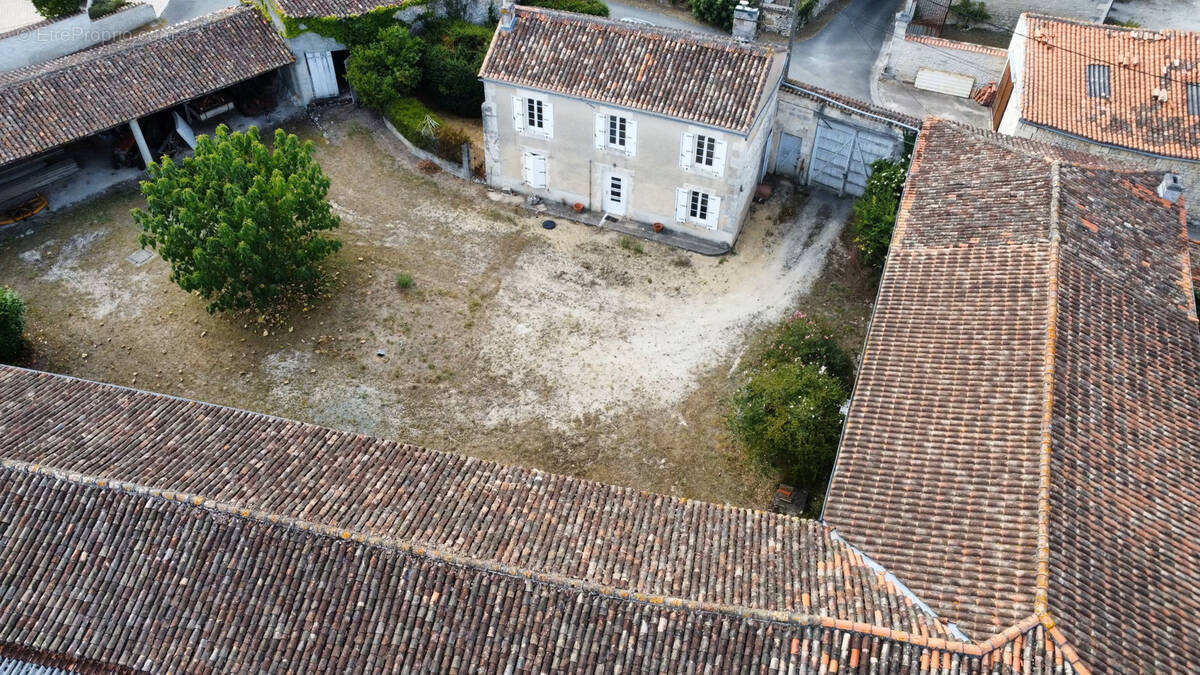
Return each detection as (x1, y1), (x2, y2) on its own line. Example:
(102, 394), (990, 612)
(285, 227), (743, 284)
(573, 202), (585, 213)
(652, 222), (664, 233)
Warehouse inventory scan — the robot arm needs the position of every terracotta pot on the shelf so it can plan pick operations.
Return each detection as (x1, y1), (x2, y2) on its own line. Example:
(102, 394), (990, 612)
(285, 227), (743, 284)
(573, 202), (584, 213)
(652, 222), (664, 233)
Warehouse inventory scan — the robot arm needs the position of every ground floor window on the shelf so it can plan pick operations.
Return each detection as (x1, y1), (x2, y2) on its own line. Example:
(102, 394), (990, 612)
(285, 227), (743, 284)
(675, 187), (720, 229)
(522, 151), (547, 189)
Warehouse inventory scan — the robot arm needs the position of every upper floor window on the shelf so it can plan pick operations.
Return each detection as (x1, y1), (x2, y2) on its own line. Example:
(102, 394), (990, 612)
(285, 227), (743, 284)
(1086, 64), (1110, 98)
(594, 112), (637, 155)
(679, 131), (727, 176)
(512, 94), (553, 137)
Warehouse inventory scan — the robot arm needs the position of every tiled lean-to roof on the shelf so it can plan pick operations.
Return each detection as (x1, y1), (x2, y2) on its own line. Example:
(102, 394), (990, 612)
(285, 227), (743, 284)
(272, 0), (404, 18)
(824, 119), (1200, 672)
(478, 7), (784, 133)
(0, 7), (293, 167)
(0, 365), (1090, 674)
(1018, 14), (1200, 160)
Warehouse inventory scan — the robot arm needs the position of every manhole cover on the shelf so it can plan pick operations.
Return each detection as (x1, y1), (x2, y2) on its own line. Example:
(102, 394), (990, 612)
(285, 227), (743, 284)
(127, 249), (154, 266)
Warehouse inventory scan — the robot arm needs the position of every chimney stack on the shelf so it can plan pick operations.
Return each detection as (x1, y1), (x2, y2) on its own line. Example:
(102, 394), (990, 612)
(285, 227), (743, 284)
(499, 0), (517, 31)
(732, 0), (759, 41)
(1157, 172), (1183, 204)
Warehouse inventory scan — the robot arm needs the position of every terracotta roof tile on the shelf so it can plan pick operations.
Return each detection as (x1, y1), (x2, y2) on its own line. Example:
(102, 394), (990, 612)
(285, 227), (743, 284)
(1018, 14), (1200, 160)
(273, 0), (403, 18)
(0, 7), (294, 167)
(824, 118), (1200, 671)
(478, 7), (780, 133)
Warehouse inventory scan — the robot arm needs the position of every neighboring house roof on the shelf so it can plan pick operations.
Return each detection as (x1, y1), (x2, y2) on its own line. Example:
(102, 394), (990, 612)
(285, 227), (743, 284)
(0, 365), (1085, 673)
(824, 118), (1200, 670)
(1017, 14), (1200, 160)
(0, 7), (293, 167)
(781, 79), (921, 131)
(273, 0), (402, 18)
(478, 7), (783, 134)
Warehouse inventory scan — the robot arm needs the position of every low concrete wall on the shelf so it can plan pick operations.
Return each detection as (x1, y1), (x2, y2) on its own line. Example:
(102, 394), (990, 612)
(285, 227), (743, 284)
(886, 7), (1006, 87)
(0, 3), (156, 72)
(383, 117), (471, 180)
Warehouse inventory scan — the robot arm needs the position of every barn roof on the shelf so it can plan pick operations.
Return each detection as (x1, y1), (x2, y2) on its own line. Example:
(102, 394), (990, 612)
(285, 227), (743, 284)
(0, 363), (1087, 673)
(273, 0), (404, 18)
(478, 7), (784, 133)
(0, 7), (293, 167)
(824, 118), (1200, 670)
(1017, 14), (1200, 160)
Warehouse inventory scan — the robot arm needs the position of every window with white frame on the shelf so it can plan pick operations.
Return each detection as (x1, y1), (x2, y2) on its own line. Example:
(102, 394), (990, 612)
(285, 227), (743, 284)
(674, 187), (720, 229)
(512, 94), (553, 137)
(679, 131), (726, 176)
(594, 112), (637, 155)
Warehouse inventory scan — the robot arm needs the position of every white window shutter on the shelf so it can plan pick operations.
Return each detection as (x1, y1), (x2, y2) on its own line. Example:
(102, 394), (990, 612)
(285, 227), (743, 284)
(594, 113), (606, 150)
(512, 96), (525, 132)
(625, 119), (637, 156)
(543, 102), (554, 138)
(706, 195), (721, 229)
(674, 188), (688, 222)
(531, 154), (547, 189)
(522, 151), (532, 184)
(712, 140), (727, 177)
(680, 132), (694, 169)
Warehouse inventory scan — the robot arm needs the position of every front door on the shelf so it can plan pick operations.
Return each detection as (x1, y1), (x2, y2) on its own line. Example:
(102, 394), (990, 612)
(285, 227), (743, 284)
(602, 172), (627, 216)
(775, 133), (804, 178)
(306, 51), (339, 100)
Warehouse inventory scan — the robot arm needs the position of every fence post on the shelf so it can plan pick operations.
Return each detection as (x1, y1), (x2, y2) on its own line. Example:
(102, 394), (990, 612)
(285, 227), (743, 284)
(460, 143), (471, 180)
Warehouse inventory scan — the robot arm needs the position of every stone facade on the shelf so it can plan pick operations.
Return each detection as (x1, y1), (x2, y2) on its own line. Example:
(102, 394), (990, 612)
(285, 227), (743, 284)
(887, 4), (1008, 87)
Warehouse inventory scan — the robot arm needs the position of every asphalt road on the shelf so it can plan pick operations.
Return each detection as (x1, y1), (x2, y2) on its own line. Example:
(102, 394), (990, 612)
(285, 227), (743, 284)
(604, 0), (723, 34)
(788, 0), (900, 101)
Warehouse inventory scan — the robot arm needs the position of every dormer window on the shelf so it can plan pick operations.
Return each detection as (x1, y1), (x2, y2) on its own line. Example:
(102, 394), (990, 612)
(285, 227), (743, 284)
(1187, 83), (1200, 115)
(1086, 64), (1110, 98)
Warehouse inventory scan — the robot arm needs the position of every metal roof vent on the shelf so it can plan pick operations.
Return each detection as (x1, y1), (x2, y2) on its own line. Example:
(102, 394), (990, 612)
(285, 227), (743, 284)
(1157, 172), (1183, 204)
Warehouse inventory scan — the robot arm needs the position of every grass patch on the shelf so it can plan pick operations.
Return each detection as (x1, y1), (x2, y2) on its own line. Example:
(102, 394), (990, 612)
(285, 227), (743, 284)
(395, 272), (414, 289)
(618, 236), (644, 254)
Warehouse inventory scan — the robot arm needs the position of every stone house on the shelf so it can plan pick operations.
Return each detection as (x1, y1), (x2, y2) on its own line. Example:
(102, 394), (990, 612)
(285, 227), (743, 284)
(994, 14), (1200, 216)
(478, 5), (787, 251)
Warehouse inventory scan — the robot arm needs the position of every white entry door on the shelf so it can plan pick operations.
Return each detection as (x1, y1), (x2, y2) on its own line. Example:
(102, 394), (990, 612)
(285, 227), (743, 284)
(602, 172), (627, 216)
(306, 51), (338, 100)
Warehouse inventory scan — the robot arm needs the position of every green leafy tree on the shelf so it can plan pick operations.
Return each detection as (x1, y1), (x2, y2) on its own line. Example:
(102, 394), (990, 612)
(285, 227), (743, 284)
(133, 125), (342, 314)
(728, 362), (847, 488)
(851, 157), (908, 271)
(420, 20), (494, 117)
(345, 24), (423, 111)
(0, 287), (27, 363)
(951, 0), (990, 29)
(523, 0), (609, 16)
(691, 0), (738, 31)
(32, 0), (80, 19)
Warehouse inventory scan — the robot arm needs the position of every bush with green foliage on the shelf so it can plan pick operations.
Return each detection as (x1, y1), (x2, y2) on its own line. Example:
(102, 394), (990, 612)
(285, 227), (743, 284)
(281, 7), (402, 45)
(524, 0), (609, 16)
(32, 0), (79, 19)
(418, 20), (494, 117)
(0, 287), (26, 363)
(851, 157), (908, 271)
(385, 97), (471, 163)
(88, 0), (127, 19)
(346, 24), (423, 111)
(691, 0), (737, 31)
(951, 0), (990, 28)
(728, 362), (847, 488)
(133, 125), (341, 314)
(759, 312), (855, 391)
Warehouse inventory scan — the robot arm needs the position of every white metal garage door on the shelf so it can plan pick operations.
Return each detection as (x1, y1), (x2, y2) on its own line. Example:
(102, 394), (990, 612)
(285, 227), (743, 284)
(807, 118), (899, 197)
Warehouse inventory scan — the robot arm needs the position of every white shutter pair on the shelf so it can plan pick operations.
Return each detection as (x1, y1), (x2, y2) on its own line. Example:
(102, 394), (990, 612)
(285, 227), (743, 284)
(593, 113), (636, 155)
(678, 131), (726, 176)
(673, 188), (721, 229)
(522, 152), (547, 189)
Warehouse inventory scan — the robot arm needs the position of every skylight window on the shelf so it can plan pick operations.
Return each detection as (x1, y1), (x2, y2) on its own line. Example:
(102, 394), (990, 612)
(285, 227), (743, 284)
(1086, 64), (1111, 98)
(1187, 83), (1200, 115)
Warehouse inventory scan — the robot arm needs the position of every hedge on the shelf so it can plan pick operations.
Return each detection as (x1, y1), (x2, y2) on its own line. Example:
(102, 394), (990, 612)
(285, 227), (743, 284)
(385, 97), (469, 163)
(523, 0), (609, 16)
(0, 287), (27, 363)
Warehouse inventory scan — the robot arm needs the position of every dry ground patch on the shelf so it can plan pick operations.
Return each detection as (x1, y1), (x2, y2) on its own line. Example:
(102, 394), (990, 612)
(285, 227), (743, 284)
(0, 107), (875, 508)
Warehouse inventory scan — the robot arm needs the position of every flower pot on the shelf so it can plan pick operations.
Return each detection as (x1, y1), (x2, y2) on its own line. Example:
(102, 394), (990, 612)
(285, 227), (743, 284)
(573, 202), (584, 213)
(652, 222), (664, 233)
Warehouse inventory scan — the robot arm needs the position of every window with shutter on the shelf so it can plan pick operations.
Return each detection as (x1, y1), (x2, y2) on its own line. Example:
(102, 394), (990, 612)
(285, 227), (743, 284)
(686, 134), (726, 176)
(522, 152), (547, 189)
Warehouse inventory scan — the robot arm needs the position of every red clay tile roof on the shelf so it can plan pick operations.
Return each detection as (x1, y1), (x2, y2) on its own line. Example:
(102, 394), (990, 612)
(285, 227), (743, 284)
(1018, 14), (1200, 160)
(478, 7), (782, 133)
(824, 118), (1200, 671)
(0, 7), (293, 167)
(273, 0), (402, 18)
(0, 365), (1088, 673)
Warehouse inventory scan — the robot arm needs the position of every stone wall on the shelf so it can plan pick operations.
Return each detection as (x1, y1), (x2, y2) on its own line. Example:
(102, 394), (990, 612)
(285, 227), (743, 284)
(0, 3), (156, 73)
(886, 6), (1007, 88)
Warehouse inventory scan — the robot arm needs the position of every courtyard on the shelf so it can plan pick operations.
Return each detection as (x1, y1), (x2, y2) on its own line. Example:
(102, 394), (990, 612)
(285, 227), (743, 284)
(0, 106), (875, 509)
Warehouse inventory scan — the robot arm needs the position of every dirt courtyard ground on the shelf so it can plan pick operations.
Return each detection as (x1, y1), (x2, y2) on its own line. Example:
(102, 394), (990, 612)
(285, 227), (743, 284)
(0, 106), (876, 508)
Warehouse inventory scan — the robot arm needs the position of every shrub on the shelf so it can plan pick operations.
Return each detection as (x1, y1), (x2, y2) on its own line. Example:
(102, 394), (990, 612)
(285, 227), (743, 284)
(691, 0), (737, 31)
(951, 0), (990, 28)
(419, 20), (494, 117)
(851, 158), (908, 271)
(32, 0), (79, 19)
(0, 287), (27, 363)
(728, 362), (847, 488)
(133, 126), (341, 314)
(395, 272), (414, 289)
(523, 0), (609, 16)
(759, 312), (855, 391)
(386, 98), (470, 164)
(88, 0), (127, 18)
(345, 24), (423, 111)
